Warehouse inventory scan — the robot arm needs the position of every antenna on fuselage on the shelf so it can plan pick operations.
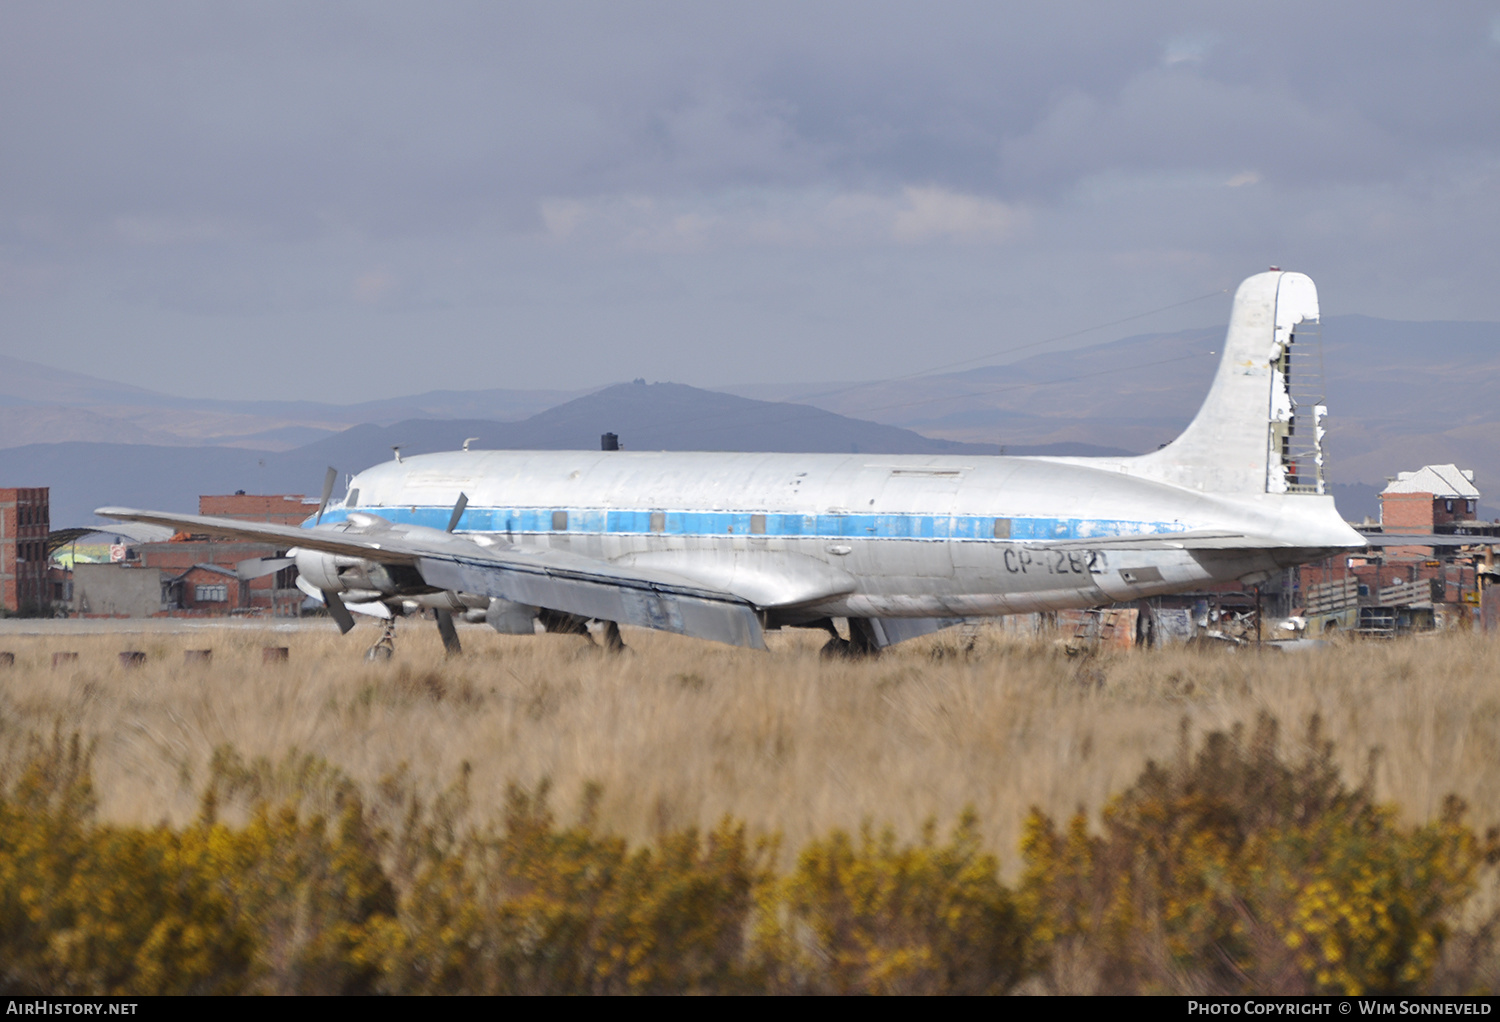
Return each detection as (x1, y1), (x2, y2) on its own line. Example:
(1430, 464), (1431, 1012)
(463, 437), (479, 452)
(392, 446), (402, 463)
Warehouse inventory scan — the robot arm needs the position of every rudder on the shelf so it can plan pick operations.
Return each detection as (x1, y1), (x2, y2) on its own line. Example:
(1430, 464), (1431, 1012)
(1123, 270), (1323, 495)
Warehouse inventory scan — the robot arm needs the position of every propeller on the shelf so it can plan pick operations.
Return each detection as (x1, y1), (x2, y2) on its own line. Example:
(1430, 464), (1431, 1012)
(446, 492), (468, 533)
(235, 466), (341, 581)
(435, 609), (462, 655)
(236, 556), (294, 580)
(315, 466), (337, 525)
(432, 490), (471, 656)
(323, 589), (357, 634)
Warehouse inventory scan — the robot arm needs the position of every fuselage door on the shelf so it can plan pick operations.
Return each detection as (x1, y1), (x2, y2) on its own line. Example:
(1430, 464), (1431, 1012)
(870, 468), (963, 578)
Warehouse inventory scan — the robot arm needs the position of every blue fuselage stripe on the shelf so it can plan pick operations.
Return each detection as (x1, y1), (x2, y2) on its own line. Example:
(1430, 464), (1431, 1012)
(313, 506), (1186, 541)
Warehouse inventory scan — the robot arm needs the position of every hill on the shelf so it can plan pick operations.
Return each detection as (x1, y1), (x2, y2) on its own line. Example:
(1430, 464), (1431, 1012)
(4, 382), (1007, 527)
(728, 315), (1500, 517)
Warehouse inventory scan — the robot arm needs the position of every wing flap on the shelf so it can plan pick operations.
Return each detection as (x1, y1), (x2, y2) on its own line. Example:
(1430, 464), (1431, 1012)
(418, 556), (765, 649)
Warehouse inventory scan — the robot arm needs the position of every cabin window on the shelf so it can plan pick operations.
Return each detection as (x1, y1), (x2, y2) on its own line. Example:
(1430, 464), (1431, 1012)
(552, 511), (568, 531)
(346, 489), (360, 508)
(649, 512), (665, 533)
(993, 518), (1011, 539)
(750, 514), (766, 535)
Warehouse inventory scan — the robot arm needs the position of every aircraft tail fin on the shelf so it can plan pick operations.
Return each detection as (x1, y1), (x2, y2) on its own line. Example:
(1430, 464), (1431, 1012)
(1123, 270), (1324, 496)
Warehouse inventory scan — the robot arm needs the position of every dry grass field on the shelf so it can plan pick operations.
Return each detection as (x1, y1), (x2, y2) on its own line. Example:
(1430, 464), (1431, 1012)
(2, 618), (1497, 873)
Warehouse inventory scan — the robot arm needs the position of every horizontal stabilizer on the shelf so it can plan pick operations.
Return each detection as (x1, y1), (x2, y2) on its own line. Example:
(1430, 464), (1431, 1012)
(1357, 533), (1491, 548)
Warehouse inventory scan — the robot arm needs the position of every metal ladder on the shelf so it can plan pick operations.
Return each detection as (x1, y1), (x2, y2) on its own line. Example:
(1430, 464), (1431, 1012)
(1067, 607), (1123, 654)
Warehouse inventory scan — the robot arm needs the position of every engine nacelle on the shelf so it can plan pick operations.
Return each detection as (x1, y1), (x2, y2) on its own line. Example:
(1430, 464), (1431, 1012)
(485, 598), (539, 634)
(292, 548), (426, 598)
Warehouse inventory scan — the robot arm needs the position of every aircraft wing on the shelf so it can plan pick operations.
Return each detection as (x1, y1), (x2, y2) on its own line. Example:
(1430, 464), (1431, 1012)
(94, 506), (429, 560)
(94, 507), (765, 649)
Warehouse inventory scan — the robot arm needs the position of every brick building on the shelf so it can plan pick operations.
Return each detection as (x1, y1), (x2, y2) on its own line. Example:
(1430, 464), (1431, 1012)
(166, 564), (245, 613)
(133, 492), (313, 616)
(198, 492), (319, 526)
(1381, 464), (1481, 532)
(1295, 464), (1489, 635)
(0, 487), (50, 614)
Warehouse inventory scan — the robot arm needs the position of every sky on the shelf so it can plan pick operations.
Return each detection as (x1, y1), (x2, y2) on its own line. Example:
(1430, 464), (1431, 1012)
(3, 1), (1500, 401)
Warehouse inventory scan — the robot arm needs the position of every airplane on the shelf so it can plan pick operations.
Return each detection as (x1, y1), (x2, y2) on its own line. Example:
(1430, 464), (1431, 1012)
(97, 269), (1366, 658)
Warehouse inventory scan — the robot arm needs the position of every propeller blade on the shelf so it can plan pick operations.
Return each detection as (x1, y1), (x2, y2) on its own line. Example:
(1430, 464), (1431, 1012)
(435, 608), (462, 656)
(323, 589), (356, 634)
(235, 556), (294, 580)
(315, 466), (338, 525)
(445, 492), (469, 533)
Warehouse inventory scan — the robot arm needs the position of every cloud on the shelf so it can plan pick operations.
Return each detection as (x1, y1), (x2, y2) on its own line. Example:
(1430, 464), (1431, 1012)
(1162, 33), (1217, 66)
(111, 214), (241, 247)
(537, 186), (1024, 251)
(890, 186), (1022, 242)
(352, 270), (398, 304)
(5, 3), (1500, 399)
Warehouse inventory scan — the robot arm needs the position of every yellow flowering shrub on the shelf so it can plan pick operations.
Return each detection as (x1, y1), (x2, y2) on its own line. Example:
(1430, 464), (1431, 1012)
(1019, 713), (1484, 995)
(759, 811), (1027, 994)
(0, 730), (252, 994)
(0, 718), (1490, 994)
(387, 780), (770, 994)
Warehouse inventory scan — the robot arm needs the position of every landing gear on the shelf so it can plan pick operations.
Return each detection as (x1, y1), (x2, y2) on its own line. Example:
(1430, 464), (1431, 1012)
(539, 608), (593, 639)
(539, 609), (629, 655)
(815, 617), (882, 660)
(434, 609), (462, 657)
(819, 635), (852, 658)
(366, 618), (397, 661)
(847, 618), (883, 658)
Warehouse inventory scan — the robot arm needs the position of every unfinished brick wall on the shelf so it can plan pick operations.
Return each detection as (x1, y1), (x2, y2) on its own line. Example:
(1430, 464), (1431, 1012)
(199, 493), (314, 526)
(1380, 492), (1435, 534)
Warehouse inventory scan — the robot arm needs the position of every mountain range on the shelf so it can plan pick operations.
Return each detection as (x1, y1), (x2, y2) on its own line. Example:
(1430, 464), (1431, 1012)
(1, 312), (1495, 526)
(1, 380), (1136, 527)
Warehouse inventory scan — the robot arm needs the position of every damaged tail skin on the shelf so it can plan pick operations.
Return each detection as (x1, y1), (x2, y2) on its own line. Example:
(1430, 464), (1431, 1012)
(1122, 270), (1324, 497)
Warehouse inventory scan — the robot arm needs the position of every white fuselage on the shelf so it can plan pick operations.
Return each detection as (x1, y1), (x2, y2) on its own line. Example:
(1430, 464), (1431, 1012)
(316, 449), (1363, 620)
